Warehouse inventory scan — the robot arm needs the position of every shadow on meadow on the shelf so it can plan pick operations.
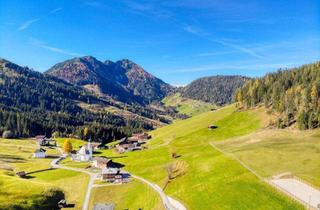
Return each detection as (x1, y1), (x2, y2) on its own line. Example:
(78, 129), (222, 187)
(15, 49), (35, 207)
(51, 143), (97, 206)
(0, 154), (26, 163)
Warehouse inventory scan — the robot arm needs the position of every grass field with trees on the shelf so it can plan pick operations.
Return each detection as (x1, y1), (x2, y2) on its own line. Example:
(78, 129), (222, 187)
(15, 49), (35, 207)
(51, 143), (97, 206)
(0, 138), (89, 210)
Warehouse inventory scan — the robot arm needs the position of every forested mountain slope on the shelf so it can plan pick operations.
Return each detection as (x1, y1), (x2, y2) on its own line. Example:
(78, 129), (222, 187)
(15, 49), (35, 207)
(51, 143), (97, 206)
(235, 62), (320, 129)
(46, 56), (174, 104)
(0, 58), (168, 141)
(181, 75), (249, 105)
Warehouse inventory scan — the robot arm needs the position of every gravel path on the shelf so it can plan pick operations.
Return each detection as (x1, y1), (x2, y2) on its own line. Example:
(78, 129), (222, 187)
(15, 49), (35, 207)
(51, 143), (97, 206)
(270, 178), (320, 209)
(210, 142), (320, 209)
(51, 149), (96, 210)
(52, 148), (187, 210)
(132, 175), (187, 210)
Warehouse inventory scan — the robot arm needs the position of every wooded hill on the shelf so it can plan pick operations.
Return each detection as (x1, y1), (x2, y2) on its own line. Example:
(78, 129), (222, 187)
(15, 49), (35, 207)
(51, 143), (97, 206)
(181, 75), (249, 105)
(235, 62), (320, 129)
(0, 58), (175, 142)
(46, 56), (174, 104)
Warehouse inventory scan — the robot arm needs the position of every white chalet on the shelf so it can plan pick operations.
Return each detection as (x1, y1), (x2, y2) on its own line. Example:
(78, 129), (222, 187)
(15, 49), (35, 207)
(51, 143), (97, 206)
(33, 148), (46, 158)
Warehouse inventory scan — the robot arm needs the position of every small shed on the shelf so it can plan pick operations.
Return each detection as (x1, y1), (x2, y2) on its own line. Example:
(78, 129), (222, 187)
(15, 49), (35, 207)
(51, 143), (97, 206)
(33, 148), (46, 158)
(16, 171), (26, 178)
(208, 124), (218, 130)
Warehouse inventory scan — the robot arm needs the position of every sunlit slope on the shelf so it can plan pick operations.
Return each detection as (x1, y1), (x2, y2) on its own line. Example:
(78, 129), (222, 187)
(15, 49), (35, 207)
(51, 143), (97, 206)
(216, 129), (320, 188)
(162, 93), (216, 116)
(101, 105), (303, 209)
(89, 180), (164, 210)
(0, 139), (89, 210)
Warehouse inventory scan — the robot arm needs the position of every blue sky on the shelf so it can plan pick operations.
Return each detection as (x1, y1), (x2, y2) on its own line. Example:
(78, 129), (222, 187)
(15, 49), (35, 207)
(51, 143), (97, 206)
(0, 0), (319, 85)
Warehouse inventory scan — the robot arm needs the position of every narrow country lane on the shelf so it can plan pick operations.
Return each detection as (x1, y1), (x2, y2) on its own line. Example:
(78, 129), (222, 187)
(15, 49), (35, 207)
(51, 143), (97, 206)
(51, 147), (187, 210)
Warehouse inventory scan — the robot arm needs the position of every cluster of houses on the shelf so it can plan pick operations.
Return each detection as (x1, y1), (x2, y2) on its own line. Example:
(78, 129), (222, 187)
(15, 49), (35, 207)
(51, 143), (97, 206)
(115, 133), (151, 153)
(33, 136), (57, 158)
(69, 133), (150, 183)
(29, 133), (151, 183)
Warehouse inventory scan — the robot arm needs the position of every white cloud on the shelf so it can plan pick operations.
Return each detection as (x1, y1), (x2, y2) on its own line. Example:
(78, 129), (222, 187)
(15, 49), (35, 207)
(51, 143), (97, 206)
(17, 18), (40, 31)
(48, 7), (62, 15)
(195, 50), (237, 57)
(30, 37), (82, 56)
(17, 7), (62, 31)
(213, 39), (265, 59)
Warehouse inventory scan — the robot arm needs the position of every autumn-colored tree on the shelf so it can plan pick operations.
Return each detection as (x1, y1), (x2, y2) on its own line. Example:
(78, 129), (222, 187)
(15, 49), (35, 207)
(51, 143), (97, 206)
(63, 139), (73, 154)
(311, 84), (318, 105)
(83, 127), (89, 140)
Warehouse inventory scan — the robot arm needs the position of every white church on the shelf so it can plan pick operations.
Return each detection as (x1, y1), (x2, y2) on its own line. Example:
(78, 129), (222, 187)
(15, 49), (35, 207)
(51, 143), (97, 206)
(71, 141), (93, 162)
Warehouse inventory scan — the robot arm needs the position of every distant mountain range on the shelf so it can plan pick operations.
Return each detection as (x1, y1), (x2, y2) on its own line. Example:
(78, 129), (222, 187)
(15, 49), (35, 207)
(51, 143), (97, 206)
(46, 56), (173, 104)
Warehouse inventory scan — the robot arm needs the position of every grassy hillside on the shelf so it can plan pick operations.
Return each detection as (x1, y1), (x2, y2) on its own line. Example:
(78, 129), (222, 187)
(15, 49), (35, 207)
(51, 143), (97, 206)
(215, 129), (320, 188)
(89, 180), (164, 210)
(96, 105), (303, 209)
(162, 93), (216, 116)
(0, 138), (89, 210)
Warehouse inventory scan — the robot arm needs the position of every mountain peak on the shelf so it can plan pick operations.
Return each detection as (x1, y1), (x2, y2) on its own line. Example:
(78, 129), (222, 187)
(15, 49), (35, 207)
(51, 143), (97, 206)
(46, 57), (173, 103)
(78, 55), (98, 62)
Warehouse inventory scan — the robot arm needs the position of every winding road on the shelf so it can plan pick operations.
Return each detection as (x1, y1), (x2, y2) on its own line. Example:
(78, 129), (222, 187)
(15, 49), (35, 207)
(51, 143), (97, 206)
(132, 175), (186, 210)
(51, 148), (187, 210)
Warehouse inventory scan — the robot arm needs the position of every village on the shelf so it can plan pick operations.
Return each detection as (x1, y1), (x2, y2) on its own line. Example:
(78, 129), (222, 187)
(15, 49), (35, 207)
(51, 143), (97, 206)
(13, 132), (152, 210)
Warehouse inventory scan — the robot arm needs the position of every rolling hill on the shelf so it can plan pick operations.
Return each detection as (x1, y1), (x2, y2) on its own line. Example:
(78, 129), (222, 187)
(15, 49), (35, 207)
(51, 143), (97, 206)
(89, 105), (305, 209)
(181, 75), (249, 105)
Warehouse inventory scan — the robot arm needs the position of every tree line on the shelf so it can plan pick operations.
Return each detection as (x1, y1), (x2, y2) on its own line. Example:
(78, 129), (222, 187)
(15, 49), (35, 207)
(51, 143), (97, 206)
(181, 75), (249, 105)
(235, 62), (320, 129)
(0, 59), (155, 143)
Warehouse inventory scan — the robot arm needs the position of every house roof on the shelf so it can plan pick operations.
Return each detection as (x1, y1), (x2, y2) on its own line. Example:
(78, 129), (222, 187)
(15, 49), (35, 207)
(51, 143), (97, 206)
(78, 145), (91, 155)
(35, 135), (46, 139)
(92, 203), (115, 210)
(34, 148), (46, 153)
(101, 168), (120, 174)
(93, 157), (110, 164)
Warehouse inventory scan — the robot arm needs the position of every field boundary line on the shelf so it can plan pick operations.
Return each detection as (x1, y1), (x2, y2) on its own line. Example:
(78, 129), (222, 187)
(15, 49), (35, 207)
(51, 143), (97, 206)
(209, 142), (313, 209)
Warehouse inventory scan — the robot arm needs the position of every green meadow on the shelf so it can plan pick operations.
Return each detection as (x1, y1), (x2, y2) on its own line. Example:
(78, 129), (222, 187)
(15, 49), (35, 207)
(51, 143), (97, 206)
(215, 129), (320, 188)
(0, 138), (89, 210)
(162, 93), (216, 116)
(89, 180), (164, 210)
(1, 104), (317, 209)
(96, 105), (304, 209)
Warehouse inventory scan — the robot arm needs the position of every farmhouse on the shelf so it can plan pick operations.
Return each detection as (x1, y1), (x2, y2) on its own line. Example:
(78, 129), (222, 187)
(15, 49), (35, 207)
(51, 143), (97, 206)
(33, 148), (46, 158)
(101, 168), (130, 183)
(128, 132), (151, 142)
(115, 141), (142, 153)
(92, 157), (113, 169)
(36, 136), (57, 147)
(71, 142), (93, 162)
